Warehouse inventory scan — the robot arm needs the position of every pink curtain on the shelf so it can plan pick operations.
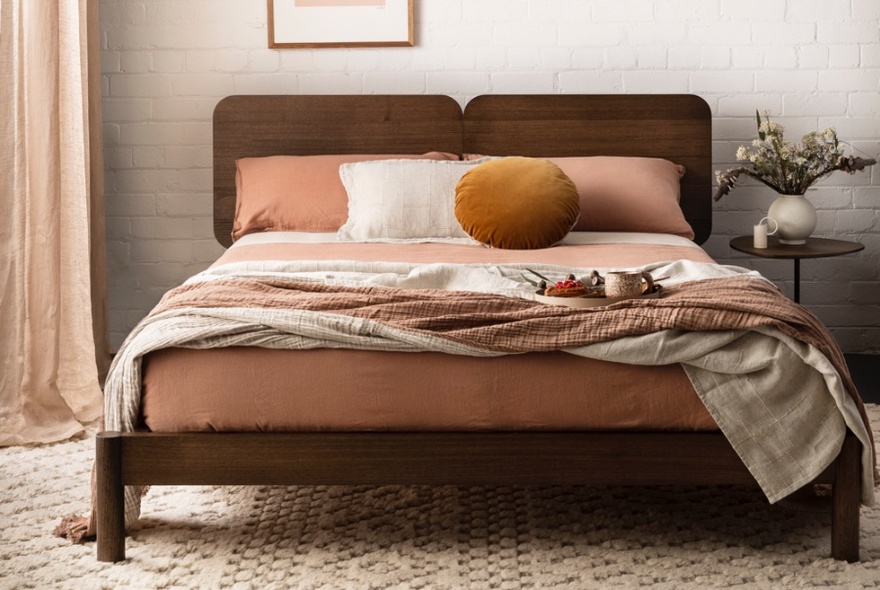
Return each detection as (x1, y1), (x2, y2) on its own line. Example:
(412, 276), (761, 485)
(0, 0), (110, 445)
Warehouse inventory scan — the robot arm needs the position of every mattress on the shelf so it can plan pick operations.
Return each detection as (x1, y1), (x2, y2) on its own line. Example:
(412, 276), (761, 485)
(141, 232), (720, 432)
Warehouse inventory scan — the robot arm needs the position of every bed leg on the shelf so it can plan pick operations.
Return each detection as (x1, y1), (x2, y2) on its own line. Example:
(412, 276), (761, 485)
(831, 435), (860, 562)
(96, 432), (126, 563)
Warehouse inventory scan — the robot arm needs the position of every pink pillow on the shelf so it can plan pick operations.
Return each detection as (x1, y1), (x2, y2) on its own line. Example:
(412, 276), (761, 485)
(464, 155), (694, 240)
(233, 152), (460, 241)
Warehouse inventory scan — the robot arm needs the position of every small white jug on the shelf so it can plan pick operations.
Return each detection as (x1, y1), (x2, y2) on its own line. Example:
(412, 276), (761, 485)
(753, 217), (778, 249)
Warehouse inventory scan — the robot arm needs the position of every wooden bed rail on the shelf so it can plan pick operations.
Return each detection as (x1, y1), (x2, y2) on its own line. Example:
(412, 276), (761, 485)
(96, 430), (861, 563)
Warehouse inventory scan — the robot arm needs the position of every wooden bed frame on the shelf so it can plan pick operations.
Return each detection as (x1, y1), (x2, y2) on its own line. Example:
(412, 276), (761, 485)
(96, 94), (862, 562)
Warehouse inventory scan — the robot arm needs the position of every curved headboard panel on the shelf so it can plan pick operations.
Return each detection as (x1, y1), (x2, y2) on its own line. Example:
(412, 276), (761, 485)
(463, 95), (712, 244)
(213, 95), (463, 247)
(213, 94), (712, 247)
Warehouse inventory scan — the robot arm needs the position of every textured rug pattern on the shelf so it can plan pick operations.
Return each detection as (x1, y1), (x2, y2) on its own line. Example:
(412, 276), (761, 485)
(2, 408), (880, 589)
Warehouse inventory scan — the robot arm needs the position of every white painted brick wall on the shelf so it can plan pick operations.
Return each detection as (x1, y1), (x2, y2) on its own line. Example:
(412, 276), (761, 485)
(100, 0), (880, 352)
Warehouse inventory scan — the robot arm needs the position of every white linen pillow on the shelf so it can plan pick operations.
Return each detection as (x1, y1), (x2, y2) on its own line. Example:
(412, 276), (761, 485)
(337, 159), (490, 242)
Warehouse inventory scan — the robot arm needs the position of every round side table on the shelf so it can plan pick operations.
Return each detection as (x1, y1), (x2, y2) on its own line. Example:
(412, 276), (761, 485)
(729, 236), (864, 303)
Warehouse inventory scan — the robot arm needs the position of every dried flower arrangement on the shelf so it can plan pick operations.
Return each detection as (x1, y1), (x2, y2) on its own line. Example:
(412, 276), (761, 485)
(713, 111), (876, 201)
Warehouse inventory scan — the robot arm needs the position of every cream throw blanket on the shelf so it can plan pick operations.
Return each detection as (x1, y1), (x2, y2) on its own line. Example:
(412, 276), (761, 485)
(99, 259), (875, 532)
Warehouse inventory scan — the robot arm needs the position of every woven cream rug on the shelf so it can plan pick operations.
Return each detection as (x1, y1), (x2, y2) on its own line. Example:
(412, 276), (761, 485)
(2, 407), (879, 589)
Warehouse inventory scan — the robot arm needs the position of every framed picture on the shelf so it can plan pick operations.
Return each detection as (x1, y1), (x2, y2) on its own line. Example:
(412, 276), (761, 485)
(268, 0), (414, 48)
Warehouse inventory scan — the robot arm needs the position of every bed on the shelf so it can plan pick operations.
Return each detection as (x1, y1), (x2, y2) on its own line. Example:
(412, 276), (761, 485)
(94, 94), (874, 563)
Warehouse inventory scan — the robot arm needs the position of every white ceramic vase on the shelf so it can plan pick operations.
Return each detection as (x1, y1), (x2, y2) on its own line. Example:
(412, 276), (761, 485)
(766, 193), (816, 245)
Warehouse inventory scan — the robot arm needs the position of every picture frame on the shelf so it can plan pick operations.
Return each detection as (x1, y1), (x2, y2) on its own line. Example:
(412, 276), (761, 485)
(268, 0), (414, 48)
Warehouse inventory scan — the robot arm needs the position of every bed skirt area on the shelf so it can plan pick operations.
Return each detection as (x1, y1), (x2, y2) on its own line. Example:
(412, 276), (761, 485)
(142, 347), (717, 433)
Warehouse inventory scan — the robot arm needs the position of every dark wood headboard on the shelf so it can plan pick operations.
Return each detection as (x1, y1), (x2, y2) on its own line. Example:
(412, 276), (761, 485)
(213, 95), (463, 247)
(463, 95), (712, 244)
(213, 94), (712, 247)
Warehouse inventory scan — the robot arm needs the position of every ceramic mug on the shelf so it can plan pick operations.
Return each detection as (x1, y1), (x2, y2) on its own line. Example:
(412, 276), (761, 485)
(604, 270), (654, 298)
(753, 217), (779, 249)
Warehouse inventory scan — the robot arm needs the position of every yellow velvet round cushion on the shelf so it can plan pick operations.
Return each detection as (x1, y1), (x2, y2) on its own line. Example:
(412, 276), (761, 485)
(454, 157), (580, 249)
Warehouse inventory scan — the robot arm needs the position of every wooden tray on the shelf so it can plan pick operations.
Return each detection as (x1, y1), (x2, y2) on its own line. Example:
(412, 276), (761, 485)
(535, 286), (662, 308)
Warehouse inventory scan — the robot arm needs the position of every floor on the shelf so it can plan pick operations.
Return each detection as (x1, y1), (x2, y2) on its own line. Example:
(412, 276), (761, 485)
(847, 353), (879, 404)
